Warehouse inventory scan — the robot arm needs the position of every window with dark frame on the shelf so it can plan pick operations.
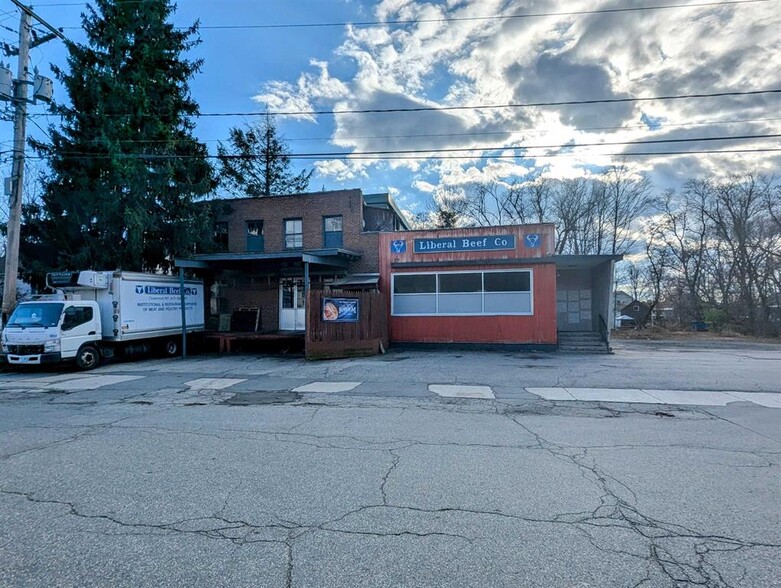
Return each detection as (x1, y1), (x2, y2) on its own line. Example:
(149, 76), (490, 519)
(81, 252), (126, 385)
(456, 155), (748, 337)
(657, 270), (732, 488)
(61, 306), (94, 331)
(246, 220), (264, 252)
(213, 221), (229, 251)
(392, 270), (532, 316)
(284, 218), (303, 249)
(323, 215), (343, 248)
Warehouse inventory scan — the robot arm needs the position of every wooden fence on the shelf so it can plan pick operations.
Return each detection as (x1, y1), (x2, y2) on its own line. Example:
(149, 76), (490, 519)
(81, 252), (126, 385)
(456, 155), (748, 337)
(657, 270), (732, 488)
(306, 289), (388, 360)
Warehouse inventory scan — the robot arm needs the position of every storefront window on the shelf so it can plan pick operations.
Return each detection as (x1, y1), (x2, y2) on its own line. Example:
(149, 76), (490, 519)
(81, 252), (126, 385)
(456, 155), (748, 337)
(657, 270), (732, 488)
(392, 274), (436, 314)
(392, 270), (532, 316)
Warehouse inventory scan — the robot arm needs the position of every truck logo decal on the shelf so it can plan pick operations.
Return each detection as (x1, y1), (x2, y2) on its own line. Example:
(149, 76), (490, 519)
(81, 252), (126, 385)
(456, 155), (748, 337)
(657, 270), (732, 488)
(137, 286), (197, 296)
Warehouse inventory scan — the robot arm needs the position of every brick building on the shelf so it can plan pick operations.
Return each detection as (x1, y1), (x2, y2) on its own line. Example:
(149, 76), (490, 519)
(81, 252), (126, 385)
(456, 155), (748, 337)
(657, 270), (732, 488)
(176, 189), (409, 332)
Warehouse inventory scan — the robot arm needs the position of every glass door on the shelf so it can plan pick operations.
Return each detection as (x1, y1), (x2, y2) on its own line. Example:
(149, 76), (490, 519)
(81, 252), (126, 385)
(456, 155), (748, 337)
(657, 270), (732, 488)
(280, 279), (306, 331)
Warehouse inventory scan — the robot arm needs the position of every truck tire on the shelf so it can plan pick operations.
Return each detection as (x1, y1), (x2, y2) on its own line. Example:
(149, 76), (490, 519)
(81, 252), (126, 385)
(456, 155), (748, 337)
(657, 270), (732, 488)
(76, 344), (101, 370)
(163, 338), (179, 357)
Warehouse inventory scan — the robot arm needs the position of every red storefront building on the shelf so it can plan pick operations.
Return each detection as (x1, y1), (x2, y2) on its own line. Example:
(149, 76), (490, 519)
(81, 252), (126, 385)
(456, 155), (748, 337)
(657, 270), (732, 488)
(378, 225), (620, 352)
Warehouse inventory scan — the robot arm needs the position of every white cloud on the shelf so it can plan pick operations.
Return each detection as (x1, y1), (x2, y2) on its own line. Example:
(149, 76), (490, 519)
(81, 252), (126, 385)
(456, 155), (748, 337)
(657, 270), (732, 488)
(254, 0), (781, 197)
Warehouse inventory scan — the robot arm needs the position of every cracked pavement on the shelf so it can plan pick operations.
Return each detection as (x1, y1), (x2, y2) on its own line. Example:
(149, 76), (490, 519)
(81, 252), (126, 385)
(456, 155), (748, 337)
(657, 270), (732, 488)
(0, 341), (779, 587)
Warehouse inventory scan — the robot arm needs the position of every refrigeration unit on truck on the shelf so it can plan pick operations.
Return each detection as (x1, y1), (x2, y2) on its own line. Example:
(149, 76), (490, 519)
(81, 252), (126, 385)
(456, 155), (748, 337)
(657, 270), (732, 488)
(1, 271), (205, 369)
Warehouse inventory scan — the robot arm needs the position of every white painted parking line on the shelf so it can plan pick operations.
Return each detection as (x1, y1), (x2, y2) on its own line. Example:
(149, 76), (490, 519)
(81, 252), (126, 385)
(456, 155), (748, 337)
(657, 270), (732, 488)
(567, 388), (658, 404)
(725, 392), (781, 408)
(11, 373), (97, 386)
(429, 384), (495, 400)
(184, 378), (247, 390)
(642, 390), (739, 406)
(293, 382), (362, 393)
(525, 387), (576, 401)
(524, 387), (781, 408)
(50, 375), (145, 391)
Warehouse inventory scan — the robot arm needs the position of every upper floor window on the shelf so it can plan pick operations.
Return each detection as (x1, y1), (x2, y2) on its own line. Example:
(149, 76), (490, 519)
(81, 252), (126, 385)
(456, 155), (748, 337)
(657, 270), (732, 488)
(246, 220), (264, 252)
(323, 215), (343, 248)
(284, 218), (303, 249)
(213, 222), (229, 251)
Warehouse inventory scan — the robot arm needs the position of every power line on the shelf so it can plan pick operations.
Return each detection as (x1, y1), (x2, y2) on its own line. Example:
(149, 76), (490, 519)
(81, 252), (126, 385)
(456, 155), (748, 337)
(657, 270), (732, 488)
(289, 147), (781, 161)
(24, 133), (781, 160)
(24, 116), (781, 146)
(52, 0), (768, 30)
(213, 89), (781, 117)
(47, 88), (779, 118)
(280, 133), (781, 158)
(23, 147), (781, 162)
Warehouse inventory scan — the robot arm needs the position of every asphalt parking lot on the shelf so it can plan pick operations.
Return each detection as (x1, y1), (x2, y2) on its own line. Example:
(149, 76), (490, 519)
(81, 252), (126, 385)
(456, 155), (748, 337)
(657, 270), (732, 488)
(0, 339), (779, 587)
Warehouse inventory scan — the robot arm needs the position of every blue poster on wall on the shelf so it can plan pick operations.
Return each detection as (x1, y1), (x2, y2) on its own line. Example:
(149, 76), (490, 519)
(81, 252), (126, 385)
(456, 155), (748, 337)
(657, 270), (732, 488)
(322, 298), (360, 322)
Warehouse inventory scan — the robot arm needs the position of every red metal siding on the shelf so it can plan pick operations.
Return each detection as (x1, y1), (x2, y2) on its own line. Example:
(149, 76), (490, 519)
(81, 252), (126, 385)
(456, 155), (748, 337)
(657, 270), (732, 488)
(378, 226), (558, 345)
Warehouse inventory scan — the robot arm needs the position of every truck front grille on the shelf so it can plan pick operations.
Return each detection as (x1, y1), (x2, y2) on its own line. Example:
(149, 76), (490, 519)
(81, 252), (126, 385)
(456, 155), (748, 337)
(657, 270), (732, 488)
(8, 345), (45, 355)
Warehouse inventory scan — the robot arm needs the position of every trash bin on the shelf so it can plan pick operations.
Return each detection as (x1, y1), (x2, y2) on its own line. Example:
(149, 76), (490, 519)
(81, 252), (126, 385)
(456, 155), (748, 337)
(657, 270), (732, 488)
(691, 321), (709, 332)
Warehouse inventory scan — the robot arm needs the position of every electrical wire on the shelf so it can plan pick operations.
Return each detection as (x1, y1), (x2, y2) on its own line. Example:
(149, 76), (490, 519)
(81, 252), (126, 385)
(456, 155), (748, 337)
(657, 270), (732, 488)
(50, 0), (770, 30)
(39, 89), (781, 118)
(23, 135), (781, 161)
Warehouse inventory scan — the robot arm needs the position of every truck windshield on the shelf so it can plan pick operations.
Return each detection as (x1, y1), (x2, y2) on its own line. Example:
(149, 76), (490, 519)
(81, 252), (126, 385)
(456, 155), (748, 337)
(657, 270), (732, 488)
(6, 303), (64, 328)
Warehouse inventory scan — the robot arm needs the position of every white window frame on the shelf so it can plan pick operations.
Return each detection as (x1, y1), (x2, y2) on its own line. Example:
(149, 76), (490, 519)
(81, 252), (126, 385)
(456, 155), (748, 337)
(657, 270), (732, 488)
(391, 269), (534, 317)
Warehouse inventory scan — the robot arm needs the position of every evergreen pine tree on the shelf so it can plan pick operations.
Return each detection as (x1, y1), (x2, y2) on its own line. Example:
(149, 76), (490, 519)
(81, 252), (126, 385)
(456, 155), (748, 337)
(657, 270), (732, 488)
(29, 0), (215, 272)
(217, 115), (313, 197)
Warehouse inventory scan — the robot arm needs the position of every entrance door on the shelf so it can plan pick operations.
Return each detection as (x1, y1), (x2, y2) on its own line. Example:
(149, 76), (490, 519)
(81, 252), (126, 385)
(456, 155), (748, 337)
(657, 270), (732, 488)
(280, 279), (306, 331)
(556, 289), (592, 332)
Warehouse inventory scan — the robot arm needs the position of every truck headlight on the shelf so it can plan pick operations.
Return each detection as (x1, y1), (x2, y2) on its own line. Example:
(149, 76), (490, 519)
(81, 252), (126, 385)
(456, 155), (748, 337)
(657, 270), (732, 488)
(44, 341), (61, 352)
(1, 342), (8, 353)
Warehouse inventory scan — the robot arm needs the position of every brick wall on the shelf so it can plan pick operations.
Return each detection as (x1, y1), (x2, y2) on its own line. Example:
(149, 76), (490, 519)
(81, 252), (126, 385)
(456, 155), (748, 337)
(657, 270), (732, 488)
(218, 189), (369, 255)
(210, 190), (399, 331)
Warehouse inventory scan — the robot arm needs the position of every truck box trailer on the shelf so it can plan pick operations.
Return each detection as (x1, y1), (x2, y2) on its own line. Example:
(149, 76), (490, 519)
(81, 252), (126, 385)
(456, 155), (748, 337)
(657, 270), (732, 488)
(1, 271), (205, 369)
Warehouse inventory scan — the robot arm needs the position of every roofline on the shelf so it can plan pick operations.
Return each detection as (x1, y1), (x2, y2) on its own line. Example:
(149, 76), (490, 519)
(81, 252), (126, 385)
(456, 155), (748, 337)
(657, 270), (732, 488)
(363, 192), (411, 230)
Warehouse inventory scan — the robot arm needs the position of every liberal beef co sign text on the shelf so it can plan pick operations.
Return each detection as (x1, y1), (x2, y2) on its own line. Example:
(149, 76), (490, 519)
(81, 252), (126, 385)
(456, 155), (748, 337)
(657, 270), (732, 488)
(414, 235), (516, 254)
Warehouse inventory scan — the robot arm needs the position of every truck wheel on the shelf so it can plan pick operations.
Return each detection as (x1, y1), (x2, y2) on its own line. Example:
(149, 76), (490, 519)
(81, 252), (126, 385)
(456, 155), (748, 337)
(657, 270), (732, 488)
(163, 338), (179, 357)
(76, 345), (101, 370)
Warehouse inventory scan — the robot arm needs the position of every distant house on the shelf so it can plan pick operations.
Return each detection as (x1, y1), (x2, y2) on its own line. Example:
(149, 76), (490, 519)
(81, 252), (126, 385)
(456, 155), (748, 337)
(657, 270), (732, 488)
(614, 290), (633, 309)
(617, 299), (651, 328)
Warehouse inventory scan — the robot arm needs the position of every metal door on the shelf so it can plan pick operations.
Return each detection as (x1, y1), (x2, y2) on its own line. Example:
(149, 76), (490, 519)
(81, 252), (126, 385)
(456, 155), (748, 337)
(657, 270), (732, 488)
(556, 289), (592, 332)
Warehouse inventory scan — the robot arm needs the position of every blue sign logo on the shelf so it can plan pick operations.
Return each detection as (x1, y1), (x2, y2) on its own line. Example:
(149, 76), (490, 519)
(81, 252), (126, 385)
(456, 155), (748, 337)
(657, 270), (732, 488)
(135, 285), (144, 294)
(524, 233), (541, 248)
(414, 235), (516, 254)
(391, 239), (407, 254)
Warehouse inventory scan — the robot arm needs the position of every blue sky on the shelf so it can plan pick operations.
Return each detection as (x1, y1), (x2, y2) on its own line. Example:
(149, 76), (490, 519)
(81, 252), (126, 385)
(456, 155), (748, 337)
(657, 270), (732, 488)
(1, 0), (780, 221)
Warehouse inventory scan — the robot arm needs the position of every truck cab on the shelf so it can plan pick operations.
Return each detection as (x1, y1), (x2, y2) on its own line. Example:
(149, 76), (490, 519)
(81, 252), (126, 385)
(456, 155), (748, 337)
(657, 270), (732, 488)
(1, 299), (102, 369)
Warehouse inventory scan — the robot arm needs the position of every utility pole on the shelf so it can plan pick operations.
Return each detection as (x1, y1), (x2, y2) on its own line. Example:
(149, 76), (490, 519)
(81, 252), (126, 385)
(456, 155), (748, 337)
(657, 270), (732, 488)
(1, 1), (62, 321)
(1, 7), (31, 321)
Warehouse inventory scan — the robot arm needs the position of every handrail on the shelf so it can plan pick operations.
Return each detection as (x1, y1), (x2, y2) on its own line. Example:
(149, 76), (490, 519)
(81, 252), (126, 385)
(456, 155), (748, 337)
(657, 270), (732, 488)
(598, 314), (608, 344)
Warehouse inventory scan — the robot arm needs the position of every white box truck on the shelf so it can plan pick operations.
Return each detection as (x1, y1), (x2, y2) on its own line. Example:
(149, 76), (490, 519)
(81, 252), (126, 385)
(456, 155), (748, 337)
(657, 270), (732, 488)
(1, 271), (205, 370)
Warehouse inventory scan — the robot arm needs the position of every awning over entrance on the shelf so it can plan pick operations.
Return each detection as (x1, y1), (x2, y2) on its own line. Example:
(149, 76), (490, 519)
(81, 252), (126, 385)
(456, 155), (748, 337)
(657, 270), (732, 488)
(175, 248), (362, 270)
(330, 273), (380, 289)
(553, 254), (623, 269)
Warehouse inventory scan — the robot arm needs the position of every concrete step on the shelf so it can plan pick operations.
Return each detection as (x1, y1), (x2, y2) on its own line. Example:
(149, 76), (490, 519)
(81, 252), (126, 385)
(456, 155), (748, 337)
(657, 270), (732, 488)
(557, 331), (611, 353)
(558, 346), (612, 354)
